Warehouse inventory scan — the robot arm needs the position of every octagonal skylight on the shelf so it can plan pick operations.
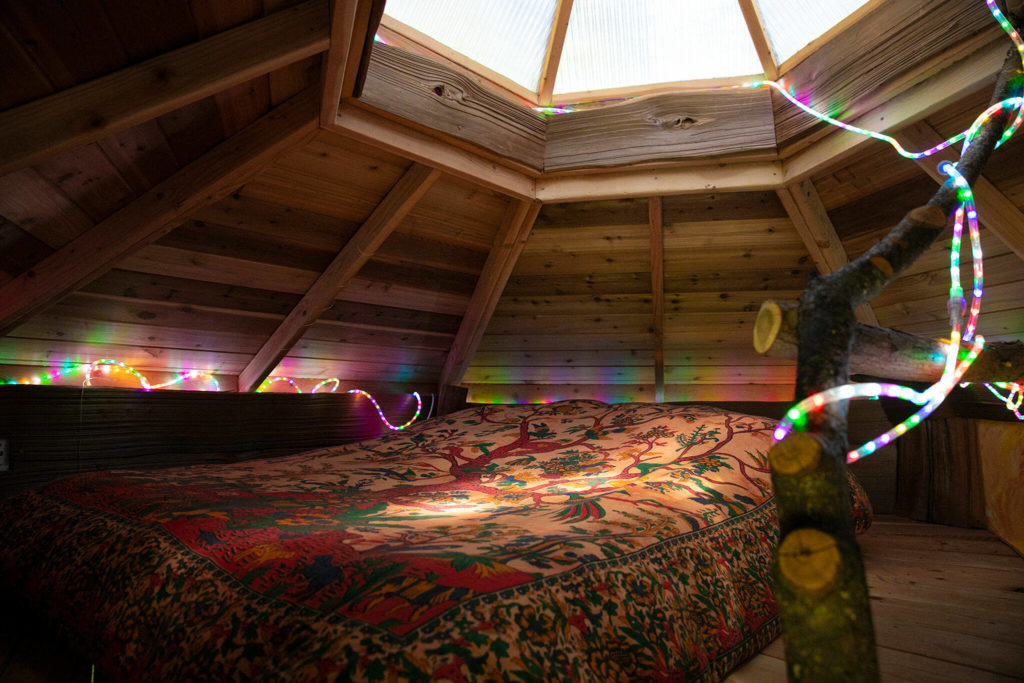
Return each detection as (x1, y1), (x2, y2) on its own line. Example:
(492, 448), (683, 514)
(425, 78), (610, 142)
(383, 0), (875, 103)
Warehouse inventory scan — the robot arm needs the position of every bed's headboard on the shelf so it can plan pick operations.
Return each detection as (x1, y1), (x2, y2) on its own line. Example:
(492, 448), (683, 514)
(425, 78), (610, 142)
(0, 386), (423, 499)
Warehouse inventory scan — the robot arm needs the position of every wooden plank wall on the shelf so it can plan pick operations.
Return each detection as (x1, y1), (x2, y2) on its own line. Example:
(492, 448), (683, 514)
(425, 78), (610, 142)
(465, 191), (814, 404)
(0, 385), (423, 499)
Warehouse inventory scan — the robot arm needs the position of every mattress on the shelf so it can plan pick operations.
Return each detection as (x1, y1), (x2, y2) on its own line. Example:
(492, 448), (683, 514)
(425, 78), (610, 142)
(0, 400), (872, 681)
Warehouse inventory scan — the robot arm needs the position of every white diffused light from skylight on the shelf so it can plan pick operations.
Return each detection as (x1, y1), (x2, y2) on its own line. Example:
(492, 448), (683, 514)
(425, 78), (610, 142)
(384, 0), (557, 91)
(757, 0), (873, 64)
(553, 0), (763, 96)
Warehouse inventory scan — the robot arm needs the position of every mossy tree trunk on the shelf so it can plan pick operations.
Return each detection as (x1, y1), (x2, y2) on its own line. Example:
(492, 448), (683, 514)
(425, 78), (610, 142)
(768, 9), (1024, 679)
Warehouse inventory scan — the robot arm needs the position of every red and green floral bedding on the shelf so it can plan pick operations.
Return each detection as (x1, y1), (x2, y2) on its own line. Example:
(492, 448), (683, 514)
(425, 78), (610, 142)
(0, 400), (871, 681)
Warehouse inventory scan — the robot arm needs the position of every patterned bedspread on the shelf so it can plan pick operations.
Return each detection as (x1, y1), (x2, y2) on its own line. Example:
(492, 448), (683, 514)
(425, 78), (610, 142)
(0, 400), (871, 681)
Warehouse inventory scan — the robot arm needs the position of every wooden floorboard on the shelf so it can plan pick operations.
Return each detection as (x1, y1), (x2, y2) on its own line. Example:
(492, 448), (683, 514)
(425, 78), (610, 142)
(728, 515), (1024, 681)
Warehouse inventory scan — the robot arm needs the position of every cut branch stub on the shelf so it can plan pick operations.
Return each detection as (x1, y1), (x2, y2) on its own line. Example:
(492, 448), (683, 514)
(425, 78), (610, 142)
(778, 528), (841, 597)
(754, 300), (1024, 384)
(770, 432), (822, 477)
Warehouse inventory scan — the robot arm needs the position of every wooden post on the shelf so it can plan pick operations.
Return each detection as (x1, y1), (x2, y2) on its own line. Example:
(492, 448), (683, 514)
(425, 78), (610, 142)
(767, 20), (1024, 680)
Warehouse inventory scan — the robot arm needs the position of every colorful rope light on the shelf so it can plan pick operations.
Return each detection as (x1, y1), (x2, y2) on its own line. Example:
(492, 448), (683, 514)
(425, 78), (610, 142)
(767, 0), (1024, 460)
(347, 388), (423, 430)
(256, 376), (423, 430)
(256, 376), (302, 393)
(2, 359), (221, 391)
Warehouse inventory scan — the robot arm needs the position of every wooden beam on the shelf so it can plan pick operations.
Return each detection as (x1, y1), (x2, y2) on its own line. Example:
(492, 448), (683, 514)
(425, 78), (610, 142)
(899, 120), (1024, 261)
(359, 43), (546, 169)
(737, 0), (779, 80)
(783, 40), (1007, 183)
(330, 103), (536, 200)
(319, 0), (380, 127)
(777, 179), (880, 325)
(0, 88), (319, 337)
(544, 89), (776, 171)
(0, 0), (328, 176)
(537, 161), (782, 202)
(649, 197), (665, 402)
(538, 0), (574, 106)
(237, 163), (441, 392)
(438, 199), (543, 391)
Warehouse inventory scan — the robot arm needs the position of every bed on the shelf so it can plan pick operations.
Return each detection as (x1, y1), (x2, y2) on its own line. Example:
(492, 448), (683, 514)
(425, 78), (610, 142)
(0, 399), (872, 681)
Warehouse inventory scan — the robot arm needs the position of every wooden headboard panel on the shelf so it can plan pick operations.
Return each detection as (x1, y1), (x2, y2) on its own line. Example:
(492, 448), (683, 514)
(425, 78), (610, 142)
(0, 386), (426, 499)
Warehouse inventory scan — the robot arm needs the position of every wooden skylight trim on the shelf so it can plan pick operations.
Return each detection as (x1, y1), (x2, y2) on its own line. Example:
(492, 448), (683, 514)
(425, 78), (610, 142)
(737, 0), (779, 81)
(538, 0), (574, 106)
(775, 0), (887, 73)
(378, 15), (539, 106)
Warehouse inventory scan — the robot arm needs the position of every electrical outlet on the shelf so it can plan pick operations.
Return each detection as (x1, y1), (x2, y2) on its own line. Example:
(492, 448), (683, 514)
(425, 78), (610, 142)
(0, 439), (8, 471)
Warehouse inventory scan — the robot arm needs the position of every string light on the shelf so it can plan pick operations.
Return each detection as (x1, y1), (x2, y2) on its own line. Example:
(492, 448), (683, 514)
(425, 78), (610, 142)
(256, 376), (423, 430)
(256, 376), (302, 393)
(767, 0), (1024, 460)
(2, 359), (221, 391)
(347, 388), (423, 430)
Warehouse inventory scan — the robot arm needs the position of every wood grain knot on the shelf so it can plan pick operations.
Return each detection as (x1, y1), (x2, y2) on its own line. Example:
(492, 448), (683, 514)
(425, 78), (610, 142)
(778, 528), (841, 596)
(648, 114), (703, 130)
(769, 432), (821, 476)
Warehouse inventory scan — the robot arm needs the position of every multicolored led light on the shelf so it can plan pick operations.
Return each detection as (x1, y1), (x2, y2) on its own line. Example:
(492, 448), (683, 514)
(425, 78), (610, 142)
(2, 359), (220, 392)
(257, 376), (423, 430)
(768, 0), (1024, 461)
(347, 388), (423, 430)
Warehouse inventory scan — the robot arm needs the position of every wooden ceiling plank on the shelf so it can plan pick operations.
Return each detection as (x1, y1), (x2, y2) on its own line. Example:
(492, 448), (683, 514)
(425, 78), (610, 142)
(899, 120), (1024, 261)
(777, 179), (880, 325)
(0, 0), (329, 176)
(0, 87), (319, 338)
(649, 196), (665, 402)
(538, 0), (574, 106)
(320, 0), (377, 126)
(439, 199), (543, 390)
(737, 0), (779, 81)
(783, 40), (1007, 183)
(237, 162), (441, 392)
(537, 161), (782, 202)
(330, 103), (536, 200)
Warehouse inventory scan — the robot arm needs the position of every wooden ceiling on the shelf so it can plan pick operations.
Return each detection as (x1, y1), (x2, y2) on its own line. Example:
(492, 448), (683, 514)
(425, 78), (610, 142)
(0, 0), (1021, 402)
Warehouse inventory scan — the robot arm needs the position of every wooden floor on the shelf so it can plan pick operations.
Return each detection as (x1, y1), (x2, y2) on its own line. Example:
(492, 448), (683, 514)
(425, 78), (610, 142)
(729, 515), (1024, 682)
(1, 516), (1022, 682)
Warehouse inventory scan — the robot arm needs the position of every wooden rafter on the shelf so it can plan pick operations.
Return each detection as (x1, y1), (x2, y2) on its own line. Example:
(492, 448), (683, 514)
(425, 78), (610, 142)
(237, 162), (441, 392)
(776, 179), (880, 325)
(0, 88), (319, 338)
(330, 104), (536, 200)
(737, 0), (779, 80)
(319, 0), (384, 127)
(899, 119), (1024, 261)
(538, 0), (574, 106)
(784, 40), (1007, 182)
(438, 199), (543, 393)
(0, 0), (329, 177)
(649, 196), (665, 402)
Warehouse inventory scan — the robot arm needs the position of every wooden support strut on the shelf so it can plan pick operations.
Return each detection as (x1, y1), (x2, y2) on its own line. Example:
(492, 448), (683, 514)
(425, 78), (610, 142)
(764, 16), (1024, 681)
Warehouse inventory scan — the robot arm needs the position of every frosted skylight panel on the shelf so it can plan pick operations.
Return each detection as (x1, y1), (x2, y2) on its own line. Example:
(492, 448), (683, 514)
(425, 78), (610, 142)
(757, 0), (873, 64)
(383, 0), (557, 91)
(553, 0), (763, 96)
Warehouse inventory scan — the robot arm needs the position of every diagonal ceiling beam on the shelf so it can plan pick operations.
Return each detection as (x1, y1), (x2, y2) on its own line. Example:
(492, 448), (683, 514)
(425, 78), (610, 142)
(538, 0), (574, 106)
(319, 0), (385, 127)
(0, 87), (319, 337)
(438, 199), (543, 391)
(783, 40), (1007, 183)
(738, 0), (779, 80)
(0, 0), (328, 177)
(777, 179), (880, 325)
(899, 119), (1024, 261)
(237, 162), (441, 392)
